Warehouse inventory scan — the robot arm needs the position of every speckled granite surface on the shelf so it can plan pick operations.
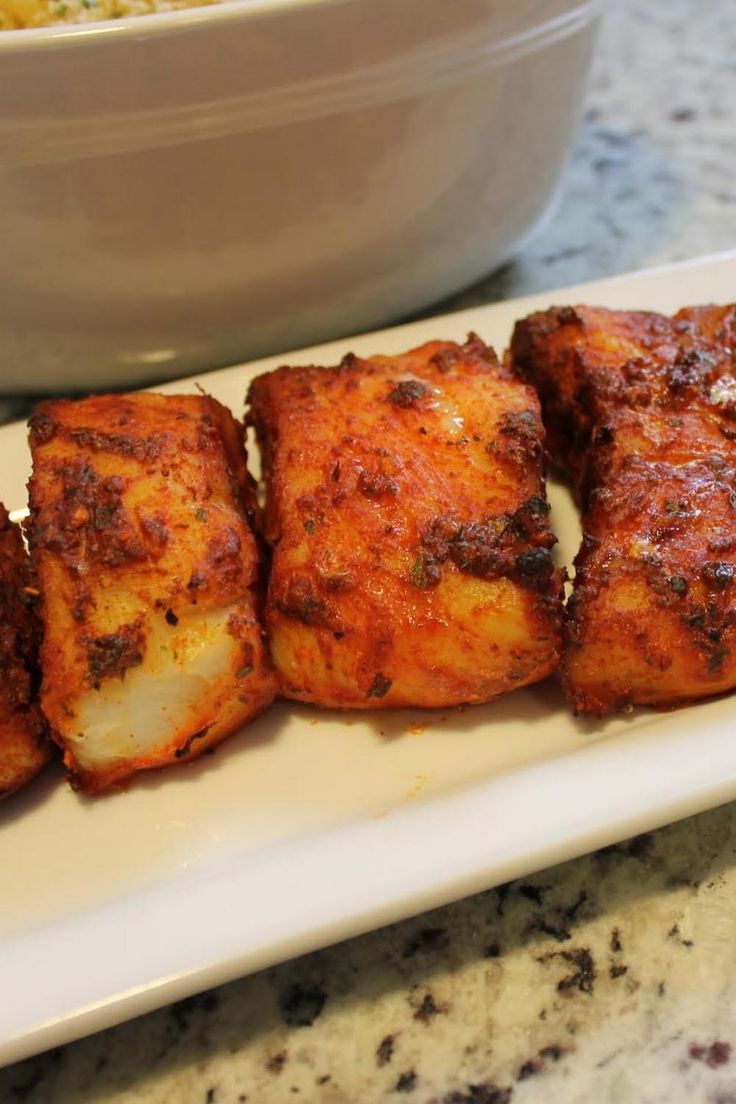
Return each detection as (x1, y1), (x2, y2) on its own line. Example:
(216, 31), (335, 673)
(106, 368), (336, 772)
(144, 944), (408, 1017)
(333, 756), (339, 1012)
(5, 811), (736, 1103)
(2, 1), (736, 1101)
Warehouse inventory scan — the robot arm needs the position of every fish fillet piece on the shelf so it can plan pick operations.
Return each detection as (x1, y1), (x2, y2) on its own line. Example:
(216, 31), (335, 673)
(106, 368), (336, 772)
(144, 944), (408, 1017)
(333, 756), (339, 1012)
(248, 335), (564, 709)
(28, 393), (277, 793)
(0, 504), (50, 798)
(511, 303), (736, 715)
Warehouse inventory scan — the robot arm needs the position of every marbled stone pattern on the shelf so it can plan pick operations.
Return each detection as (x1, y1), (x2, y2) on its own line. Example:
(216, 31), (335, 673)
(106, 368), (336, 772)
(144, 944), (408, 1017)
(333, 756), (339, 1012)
(4, 811), (736, 1103)
(2, 1), (736, 1101)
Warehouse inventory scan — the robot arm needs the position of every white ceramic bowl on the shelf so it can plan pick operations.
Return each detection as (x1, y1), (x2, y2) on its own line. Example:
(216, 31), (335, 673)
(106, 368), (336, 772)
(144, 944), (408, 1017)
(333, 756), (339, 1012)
(0, 0), (601, 391)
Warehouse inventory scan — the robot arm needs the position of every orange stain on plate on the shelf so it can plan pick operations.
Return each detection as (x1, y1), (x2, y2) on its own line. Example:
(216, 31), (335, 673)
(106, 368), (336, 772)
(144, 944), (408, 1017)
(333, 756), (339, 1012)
(405, 772), (430, 800)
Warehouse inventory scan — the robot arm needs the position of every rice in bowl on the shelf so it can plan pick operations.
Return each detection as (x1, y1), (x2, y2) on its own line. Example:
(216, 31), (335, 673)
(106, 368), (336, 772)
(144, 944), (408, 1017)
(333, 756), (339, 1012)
(0, 0), (218, 28)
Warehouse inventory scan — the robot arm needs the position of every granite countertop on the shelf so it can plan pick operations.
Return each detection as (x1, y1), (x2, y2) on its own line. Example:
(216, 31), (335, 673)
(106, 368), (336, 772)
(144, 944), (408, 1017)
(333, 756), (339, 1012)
(2, 1), (736, 1101)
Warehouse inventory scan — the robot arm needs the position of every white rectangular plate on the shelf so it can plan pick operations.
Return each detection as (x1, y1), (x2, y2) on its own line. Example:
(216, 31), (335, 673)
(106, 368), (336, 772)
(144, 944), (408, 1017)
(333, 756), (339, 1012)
(2, 252), (736, 1068)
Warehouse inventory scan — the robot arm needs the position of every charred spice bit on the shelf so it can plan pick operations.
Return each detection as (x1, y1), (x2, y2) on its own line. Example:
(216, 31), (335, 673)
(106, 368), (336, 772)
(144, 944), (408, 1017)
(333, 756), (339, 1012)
(595, 424), (615, 445)
(702, 561), (734, 589)
(164, 608), (179, 626)
(515, 548), (554, 587)
(709, 647), (730, 673)
(30, 460), (146, 569)
(358, 469), (399, 497)
(174, 725), (210, 759)
(322, 571), (354, 593)
(85, 621), (145, 686)
(65, 424), (166, 462)
(463, 332), (497, 362)
(28, 409), (56, 444)
(557, 306), (583, 326)
(138, 512), (169, 551)
(366, 672), (392, 699)
(277, 579), (331, 627)
(430, 347), (460, 373)
(496, 409), (543, 464)
(417, 498), (555, 590)
(387, 379), (431, 407)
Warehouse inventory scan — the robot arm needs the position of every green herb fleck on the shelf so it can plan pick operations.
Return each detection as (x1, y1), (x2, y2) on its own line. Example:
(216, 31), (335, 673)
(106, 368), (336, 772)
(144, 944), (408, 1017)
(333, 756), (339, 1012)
(410, 553), (441, 589)
(236, 664), (254, 678)
(195, 507), (208, 522)
(304, 519), (317, 534)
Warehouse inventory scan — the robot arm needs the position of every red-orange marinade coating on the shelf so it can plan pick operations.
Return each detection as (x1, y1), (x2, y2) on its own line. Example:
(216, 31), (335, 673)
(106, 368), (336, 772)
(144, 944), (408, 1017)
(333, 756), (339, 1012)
(28, 392), (277, 794)
(0, 503), (50, 799)
(248, 335), (564, 709)
(511, 303), (736, 715)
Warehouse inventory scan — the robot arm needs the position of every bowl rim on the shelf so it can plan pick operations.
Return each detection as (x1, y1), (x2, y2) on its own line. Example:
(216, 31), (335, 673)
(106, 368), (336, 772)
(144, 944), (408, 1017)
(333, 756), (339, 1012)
(0, 0), (602, 54)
